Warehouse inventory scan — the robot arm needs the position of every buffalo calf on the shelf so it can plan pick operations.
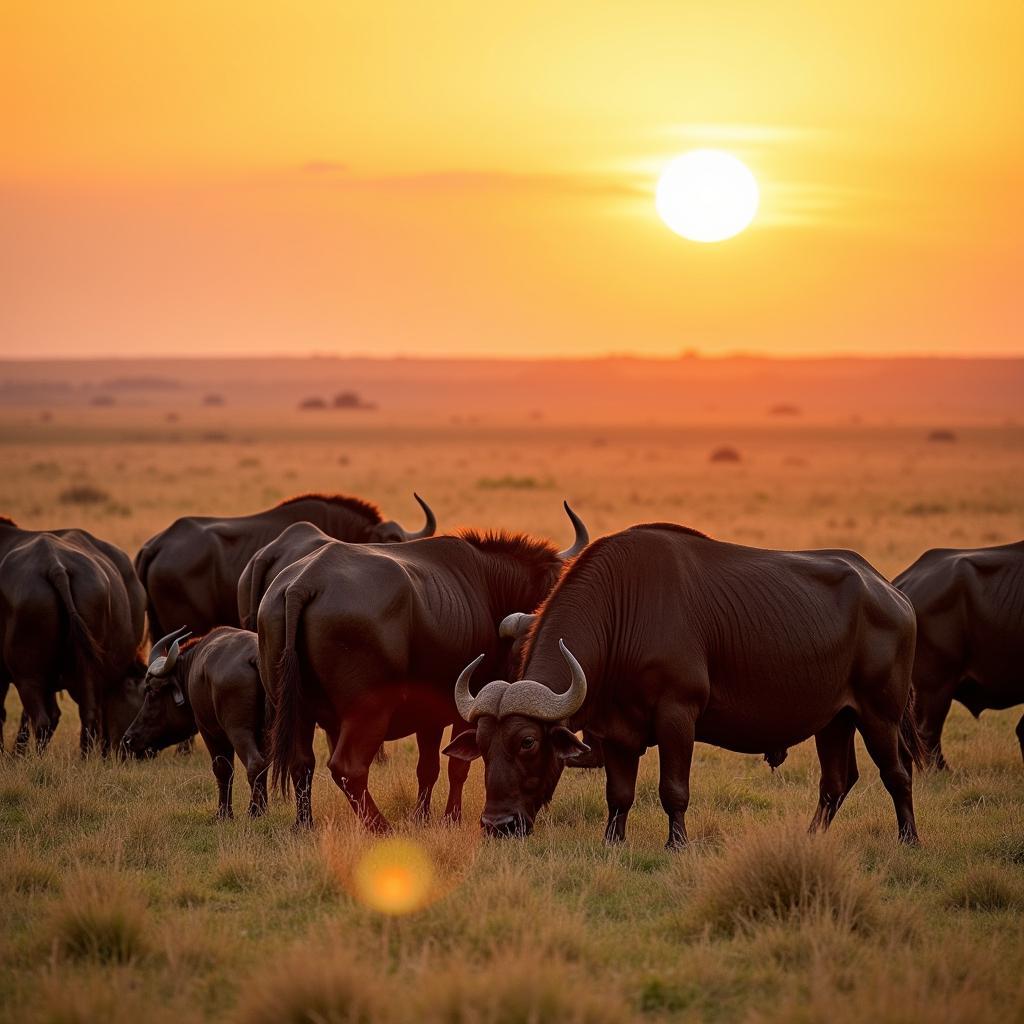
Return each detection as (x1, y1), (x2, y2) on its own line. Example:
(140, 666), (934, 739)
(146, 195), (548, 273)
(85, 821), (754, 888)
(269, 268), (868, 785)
(124, 627), (269, 819)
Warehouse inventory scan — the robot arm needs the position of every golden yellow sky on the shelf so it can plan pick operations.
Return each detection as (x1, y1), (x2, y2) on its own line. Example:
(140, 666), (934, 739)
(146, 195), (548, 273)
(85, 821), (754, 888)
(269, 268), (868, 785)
(2, 2), (1022, 357)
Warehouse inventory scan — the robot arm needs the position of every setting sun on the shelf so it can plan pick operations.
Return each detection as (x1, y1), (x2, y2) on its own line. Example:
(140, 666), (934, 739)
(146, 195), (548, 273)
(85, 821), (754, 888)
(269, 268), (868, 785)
(655, 150), (760, 243)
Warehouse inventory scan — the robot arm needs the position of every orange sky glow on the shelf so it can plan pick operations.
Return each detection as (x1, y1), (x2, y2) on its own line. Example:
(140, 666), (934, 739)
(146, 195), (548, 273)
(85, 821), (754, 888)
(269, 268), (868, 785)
(2, 2), (1022, 358)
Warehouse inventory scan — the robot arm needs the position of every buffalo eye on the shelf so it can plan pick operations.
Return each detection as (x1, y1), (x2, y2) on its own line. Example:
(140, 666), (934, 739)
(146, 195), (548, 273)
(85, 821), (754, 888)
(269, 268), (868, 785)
(520, 736), (536, 751)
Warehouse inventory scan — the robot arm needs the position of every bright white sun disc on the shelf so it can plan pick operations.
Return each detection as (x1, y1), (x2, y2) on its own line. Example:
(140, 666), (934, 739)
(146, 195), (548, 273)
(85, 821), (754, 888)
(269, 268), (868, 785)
(656, 150), (759, 243)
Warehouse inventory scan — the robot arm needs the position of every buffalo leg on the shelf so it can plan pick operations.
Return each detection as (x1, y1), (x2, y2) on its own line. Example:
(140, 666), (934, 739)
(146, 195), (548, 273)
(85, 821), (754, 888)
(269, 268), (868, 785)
(856, 709), (918, 844)
(233, 734), (268, 817)
(603, 741), (640, 844)
(328, 715), (391, 833)
(15, 684), (59, 754)
(0, 679), (7, 753)
(209, 741), (235, 820)
(442, 718), (473, 823)
(656, 706), (697, 850)
(913, 677), (955, 770)
(412, 724), (444, 822)
(809, 712), (859, 832)
(14, 711), (31, 755)
(291, 714), (318, 830)
(1015, 713), (1024, 767)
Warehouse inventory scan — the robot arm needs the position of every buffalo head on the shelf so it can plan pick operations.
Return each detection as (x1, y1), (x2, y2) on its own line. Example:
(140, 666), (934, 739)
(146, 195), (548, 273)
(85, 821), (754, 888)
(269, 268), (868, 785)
(369, 493), (437, 544)
(442, 641), (589, 837)
(103, 660), (148, 756)
(122, 626), (196, 756)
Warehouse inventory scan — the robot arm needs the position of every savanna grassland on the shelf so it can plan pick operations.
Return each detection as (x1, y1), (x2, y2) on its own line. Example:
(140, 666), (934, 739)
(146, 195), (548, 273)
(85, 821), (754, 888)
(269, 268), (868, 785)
(1, 405), (1023, 1024)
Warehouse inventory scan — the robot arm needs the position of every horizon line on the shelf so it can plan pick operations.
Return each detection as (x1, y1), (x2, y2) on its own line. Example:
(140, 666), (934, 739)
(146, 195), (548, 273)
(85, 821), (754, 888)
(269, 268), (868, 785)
(2, 349), (1023, 365)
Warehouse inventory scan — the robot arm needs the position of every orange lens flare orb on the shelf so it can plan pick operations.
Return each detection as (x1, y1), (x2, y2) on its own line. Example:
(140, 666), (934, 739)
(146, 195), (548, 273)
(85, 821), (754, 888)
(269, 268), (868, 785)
(656, 149), (760, 243)
(352, 838), (434, 915)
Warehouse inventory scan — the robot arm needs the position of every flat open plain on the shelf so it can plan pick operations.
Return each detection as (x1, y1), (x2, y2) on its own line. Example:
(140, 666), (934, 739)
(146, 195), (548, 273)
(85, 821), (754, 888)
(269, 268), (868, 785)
(1, 402), (1022, 1023)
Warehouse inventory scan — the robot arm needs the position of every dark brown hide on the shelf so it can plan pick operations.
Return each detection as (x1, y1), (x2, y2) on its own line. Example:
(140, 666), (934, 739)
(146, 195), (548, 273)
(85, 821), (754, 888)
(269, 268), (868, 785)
(237, 521), (334, 630)
(447, 524), (923, 847)
(894, 541), (1024, 768)
(135, 493), (435, 641)
(0, 522), (146, 754)
(123, 627), (269, 817)
(260, 504), (588, 829)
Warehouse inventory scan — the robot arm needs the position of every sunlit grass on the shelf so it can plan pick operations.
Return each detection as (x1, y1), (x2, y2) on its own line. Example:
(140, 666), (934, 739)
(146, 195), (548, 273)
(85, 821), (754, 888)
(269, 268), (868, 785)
(1, 415), (1022, 1021)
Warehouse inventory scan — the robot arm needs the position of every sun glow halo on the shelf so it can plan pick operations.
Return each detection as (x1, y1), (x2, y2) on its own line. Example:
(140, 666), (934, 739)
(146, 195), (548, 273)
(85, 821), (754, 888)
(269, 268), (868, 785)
(352, 838), (434, 915)
(656, 149), (760, 243)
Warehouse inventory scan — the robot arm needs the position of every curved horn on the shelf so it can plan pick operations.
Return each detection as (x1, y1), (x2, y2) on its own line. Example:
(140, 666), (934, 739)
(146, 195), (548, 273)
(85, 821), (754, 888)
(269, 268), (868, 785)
(401, 493), (437, 540)
(149, 631), (192, 678)
(148, 625), (191, 666)
(499, 612), (537, 640)
(453, 653), (486, 721)
(498, 639), (588, 722)
(557, 501), (589, 560)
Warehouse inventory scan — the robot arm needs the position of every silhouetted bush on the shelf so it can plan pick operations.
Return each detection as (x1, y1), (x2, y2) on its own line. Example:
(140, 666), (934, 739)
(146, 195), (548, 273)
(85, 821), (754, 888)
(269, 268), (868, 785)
(332, 390), (375, 410)
(928, 429), (957, 443)
(710, 446), (742, 463)
(58, 485), (110, 505)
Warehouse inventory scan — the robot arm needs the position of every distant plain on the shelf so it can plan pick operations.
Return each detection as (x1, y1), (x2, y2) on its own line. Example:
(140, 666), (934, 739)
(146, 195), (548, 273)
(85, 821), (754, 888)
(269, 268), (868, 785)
(1, 375), (1022, 1022)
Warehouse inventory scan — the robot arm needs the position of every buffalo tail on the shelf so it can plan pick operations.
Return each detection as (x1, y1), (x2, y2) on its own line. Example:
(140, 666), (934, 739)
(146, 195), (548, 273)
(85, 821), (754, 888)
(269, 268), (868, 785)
(269, 585), (310, 797)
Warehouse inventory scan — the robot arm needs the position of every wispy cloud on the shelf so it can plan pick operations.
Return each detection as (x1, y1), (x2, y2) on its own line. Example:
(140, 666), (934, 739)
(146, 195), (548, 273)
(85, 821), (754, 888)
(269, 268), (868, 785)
(295, 163), (644, 198)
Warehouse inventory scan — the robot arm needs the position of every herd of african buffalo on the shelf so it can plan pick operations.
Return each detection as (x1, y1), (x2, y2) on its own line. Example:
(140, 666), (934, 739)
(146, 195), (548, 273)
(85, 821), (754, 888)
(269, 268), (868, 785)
(1, 494), (1021, 848)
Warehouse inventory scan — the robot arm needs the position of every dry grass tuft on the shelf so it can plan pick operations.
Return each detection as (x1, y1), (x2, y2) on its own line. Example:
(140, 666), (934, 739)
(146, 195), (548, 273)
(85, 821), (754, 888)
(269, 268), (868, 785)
(29, 970), (175, 1024)
(687, 824), (881, 936)
(234, 953), (382, 1024)
(413, 957), (629, 1024)
(0, 839), (61, 895)
(943, 864), (1024, 912)
(48, 870), (150, 964)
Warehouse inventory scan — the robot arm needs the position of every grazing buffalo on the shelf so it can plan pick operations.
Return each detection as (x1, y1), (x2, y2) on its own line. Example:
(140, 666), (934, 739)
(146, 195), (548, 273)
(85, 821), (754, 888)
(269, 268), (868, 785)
(237, 521), (334, 630)
(0, 518), (146, 753)
(123, 627), (269, 818)
(262, 502), (589, 829)
(135, 493), (436, 640)
(445, 524), (924, 846)
(894, 541), (1024, 768)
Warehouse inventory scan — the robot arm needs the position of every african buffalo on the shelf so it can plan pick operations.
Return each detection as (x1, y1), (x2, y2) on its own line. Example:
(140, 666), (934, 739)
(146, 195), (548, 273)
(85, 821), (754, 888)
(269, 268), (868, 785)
(894, 541), (1024, 768)
(135, 493), (436, 641)
(444, 523), (924, 846)
(123, 627), (269, 817)
(237, 521), (334, 630)
(261, 502), (589, 829)
(0, 518), (146, 753)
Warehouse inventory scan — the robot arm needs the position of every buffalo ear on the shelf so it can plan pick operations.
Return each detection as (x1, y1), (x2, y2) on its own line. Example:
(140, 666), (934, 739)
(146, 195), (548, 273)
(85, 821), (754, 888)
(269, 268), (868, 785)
(550, 726), (590, 761)
(171, 682), (186, 707)
(442, 729), (481, 762)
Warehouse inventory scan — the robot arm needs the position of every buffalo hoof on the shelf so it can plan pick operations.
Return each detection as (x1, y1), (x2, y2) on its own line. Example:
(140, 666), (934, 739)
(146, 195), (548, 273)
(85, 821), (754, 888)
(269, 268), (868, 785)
(214, 809), (234, 822)
(247, 804), (267, 819)
(440, 811), (462, 827)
